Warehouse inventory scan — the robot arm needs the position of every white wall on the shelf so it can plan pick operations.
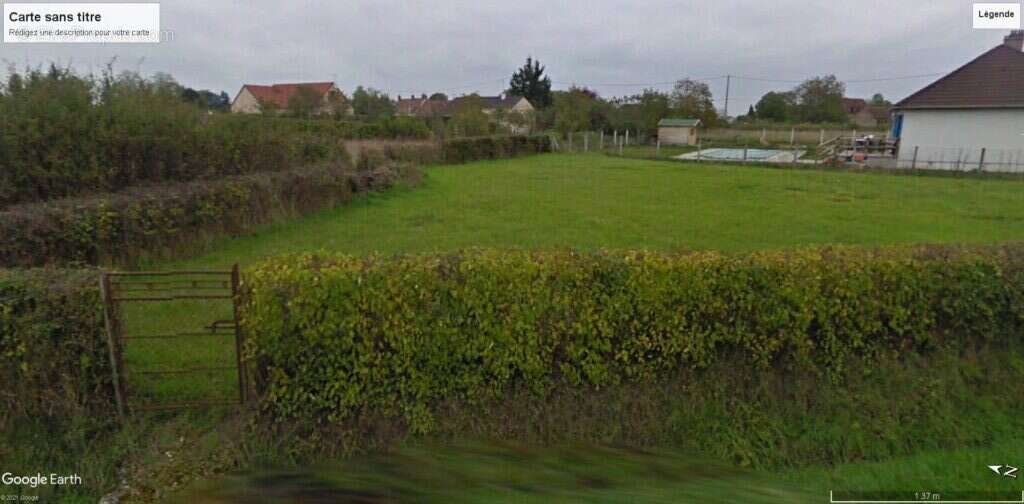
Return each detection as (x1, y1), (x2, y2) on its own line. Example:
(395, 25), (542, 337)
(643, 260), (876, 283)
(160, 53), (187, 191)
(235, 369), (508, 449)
(659, 126), (696, 145)
(230, 88), (261, 114)
(898, 109), (1024, 171)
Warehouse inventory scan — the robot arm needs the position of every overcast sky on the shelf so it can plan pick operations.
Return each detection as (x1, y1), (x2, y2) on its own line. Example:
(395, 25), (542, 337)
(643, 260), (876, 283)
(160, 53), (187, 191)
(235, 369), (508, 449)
(1, 0), (1013, 113)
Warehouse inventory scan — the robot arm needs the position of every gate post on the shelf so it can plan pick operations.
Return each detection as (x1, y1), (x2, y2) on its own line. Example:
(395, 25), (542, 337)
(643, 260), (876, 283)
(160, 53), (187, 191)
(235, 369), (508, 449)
(100, 272), (128, 421)
(231, 264), (247, 404)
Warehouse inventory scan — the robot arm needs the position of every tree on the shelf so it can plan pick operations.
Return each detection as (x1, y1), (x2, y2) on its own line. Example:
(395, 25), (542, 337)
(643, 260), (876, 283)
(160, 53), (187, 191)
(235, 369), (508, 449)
(793, 75), (845, 123)
(754, 91), (796, 122)
(508, 57), (552, 108)
(870, 93), (891, 107)
(671, 78), (718, 126)
(552, 86), (596, 135)
(624, 88), (671, 135)
(181, 87), (231, 111)
(351, 86), (395, 120)
(429, 92), (448, 101)
(448, 94), (491, 137)
(287, 86), (322, 118)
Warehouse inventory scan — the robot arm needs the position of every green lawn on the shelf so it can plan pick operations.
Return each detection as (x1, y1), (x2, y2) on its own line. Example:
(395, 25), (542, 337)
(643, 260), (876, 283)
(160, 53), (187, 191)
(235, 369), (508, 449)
(150, 152), (1024, 271)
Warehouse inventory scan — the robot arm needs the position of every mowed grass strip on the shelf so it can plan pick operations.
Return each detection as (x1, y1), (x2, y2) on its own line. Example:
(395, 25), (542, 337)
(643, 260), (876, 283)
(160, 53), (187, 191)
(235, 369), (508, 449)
(127, 153), (1024, 403)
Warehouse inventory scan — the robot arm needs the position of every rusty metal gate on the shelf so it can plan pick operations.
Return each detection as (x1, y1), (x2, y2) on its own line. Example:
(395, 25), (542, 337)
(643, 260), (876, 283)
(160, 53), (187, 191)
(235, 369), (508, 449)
(99, 265), (247, 418)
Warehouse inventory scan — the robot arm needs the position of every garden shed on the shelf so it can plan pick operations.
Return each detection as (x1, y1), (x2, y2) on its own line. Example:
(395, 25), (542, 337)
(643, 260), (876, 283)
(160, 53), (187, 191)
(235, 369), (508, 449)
(657, 118), (701, 145)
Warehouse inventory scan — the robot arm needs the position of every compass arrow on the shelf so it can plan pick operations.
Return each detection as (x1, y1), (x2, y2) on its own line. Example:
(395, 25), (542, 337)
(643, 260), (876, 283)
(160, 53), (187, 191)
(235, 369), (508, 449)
(989, 465), (1004, 475)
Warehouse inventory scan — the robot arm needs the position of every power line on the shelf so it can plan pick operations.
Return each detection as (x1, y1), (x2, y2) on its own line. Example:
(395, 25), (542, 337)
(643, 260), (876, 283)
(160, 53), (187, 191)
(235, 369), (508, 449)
(728, 72), (944, 84)
(550, 75), (726, 87)
(384, 71), (944, 98)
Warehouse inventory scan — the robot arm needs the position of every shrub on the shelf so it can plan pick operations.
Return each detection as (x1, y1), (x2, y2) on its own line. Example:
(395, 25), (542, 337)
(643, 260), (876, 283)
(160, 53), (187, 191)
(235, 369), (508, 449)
(440, 135), (552, 164)
(0, 163), (419, 267)
(0, 268), (113, 421)
(354, 135), (553, 172)
(0, 67), (348, 207)
(241, 245), (1024, 434)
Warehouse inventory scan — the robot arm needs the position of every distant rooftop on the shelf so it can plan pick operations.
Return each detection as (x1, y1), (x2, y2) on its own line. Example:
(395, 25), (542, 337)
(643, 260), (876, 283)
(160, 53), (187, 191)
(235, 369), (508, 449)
(658, 118), (701, 127)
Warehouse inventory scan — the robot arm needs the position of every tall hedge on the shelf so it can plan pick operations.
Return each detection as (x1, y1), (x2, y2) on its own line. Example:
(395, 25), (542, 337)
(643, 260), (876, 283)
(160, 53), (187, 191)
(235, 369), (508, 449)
(0, 67), (348, 208)
(0, 163), (418, 268)
(0, 268), (112, 421)
(241, 246), (1024, 433)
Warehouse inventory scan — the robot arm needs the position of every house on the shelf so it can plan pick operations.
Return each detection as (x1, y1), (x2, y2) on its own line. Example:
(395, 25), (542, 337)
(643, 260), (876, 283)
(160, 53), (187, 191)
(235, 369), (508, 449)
(230, 81), (348, 115)
(395, 93), (535, 133)
(892, 31), (1024, 171)
(395, 94), (449, 118)
(657, 118), (701, 145)
(842, 98), (889, 128)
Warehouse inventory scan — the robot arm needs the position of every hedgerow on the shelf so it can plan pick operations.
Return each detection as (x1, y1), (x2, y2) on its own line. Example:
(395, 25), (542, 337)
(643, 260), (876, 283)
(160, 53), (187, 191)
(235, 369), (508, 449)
(0, 268), (112, 421)
(0, 163), (419, 267)
(354, 135), (553, 171)
(0, 67), (348, 207)
(241, 246), (1024, 435)
(440, 135), (552, 164)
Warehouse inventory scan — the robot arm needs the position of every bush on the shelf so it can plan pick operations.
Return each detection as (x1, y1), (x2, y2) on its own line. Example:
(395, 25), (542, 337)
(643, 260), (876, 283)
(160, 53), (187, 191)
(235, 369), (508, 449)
(0, 268), (113, 421)
(355, 135), (553, 172)
(440, 135), (552, 164)
(241, 245), (1024, 435)
(0, 163), (419, 267)
(0, 67), (348, 207)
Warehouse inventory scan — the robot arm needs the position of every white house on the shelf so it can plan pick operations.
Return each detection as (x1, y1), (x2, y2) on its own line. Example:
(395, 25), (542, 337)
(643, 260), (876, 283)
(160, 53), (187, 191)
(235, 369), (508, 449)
(892, 31), (1024, 172)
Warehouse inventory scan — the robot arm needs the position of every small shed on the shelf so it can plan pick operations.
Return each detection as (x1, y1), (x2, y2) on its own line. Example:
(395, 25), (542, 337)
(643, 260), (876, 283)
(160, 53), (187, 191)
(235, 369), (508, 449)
(657, 118), (701, 145)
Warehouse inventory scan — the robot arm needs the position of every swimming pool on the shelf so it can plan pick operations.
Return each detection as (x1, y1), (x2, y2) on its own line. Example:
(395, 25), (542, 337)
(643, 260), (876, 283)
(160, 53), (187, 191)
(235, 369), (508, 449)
(676, 148), (803, 162)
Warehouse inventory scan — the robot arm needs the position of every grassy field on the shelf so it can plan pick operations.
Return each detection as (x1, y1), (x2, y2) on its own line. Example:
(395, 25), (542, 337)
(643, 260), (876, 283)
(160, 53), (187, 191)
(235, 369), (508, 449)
(120, 152), (1024, 405)
(149, 152), (1024, 270)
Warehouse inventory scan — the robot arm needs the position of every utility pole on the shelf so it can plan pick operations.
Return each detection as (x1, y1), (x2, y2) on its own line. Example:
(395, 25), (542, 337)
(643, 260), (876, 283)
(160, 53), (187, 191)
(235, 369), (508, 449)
(723, 74), (731, 119)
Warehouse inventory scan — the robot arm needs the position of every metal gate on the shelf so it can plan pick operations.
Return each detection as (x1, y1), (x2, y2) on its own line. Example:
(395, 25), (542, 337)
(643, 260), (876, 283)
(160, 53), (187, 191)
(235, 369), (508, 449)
(99, 265), (247, 418)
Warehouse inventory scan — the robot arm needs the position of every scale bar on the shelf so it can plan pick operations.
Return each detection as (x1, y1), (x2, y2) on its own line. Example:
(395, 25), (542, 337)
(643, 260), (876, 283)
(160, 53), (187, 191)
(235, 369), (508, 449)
(830, 490), (1024, 504)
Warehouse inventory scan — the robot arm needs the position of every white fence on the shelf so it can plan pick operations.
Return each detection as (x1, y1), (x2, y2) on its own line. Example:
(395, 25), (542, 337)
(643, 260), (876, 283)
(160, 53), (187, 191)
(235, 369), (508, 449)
(702, 128), (887, 146)
(897, 145), (1024, 173)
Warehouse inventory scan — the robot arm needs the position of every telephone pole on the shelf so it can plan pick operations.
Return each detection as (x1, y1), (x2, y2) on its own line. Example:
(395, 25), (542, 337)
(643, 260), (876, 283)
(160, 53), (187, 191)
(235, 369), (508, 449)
(723, 74), (731, 119)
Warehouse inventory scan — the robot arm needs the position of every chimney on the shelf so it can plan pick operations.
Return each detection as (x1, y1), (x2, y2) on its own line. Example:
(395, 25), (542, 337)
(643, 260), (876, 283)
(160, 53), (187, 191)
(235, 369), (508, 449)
(1004, 30), (1024, 51)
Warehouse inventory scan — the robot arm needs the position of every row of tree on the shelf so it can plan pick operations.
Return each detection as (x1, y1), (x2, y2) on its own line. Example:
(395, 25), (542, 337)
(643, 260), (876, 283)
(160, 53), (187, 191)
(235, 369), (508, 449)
(745, 78), (891, 124)
(166, 56), (888, 135)
(505, 58), (887, 136)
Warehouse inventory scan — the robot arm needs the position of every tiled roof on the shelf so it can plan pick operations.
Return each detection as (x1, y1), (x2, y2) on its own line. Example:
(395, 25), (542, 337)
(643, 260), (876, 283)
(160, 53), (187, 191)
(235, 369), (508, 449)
(396, 97), (449, 117)
(894, 45), (1024, 110)
(241, 82), (335, 108)
(398, 94), (530, 118)
(450, 95), (526, 110)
